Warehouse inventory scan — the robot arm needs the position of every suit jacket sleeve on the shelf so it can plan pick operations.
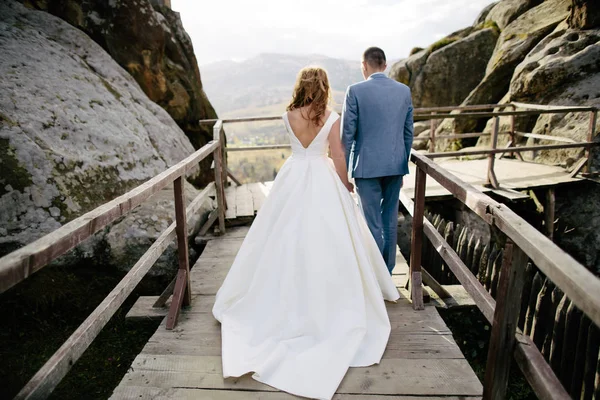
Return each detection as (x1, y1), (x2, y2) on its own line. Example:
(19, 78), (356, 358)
(404, 93), (414, 163)
(342, 86), (358, 168)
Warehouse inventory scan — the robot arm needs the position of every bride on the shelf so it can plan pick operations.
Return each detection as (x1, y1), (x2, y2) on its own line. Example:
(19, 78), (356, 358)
(212, 66), (400, 400)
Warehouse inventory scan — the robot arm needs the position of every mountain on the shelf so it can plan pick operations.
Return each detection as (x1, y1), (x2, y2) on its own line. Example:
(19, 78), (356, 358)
(202, 53), (398, 118)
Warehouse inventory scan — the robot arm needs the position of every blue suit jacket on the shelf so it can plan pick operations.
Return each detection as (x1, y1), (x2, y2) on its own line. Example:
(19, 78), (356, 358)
(342, 73), (414, 179)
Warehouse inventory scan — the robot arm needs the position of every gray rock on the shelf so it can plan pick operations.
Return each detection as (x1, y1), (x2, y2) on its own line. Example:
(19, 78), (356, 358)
(485, 0), (542, 30)
(0, 2), (204, 261)
(414, 28), (499, 108)
(389, 28), (498, 108)
(389, 49), (428, 88)
(473, 2), (499, 26)
(450, 0), (571, 136)
(509, 27), (600, 168)
(555, 181), (600, 275)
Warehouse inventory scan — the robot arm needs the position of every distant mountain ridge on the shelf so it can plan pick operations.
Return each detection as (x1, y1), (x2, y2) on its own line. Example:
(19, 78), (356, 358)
(201, 53), (395, 117)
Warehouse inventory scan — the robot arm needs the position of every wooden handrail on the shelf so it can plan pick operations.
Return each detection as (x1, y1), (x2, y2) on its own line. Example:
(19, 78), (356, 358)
(405, 150), (597, 399)
(410, 151), (600, 328)
(14, 179), (218, 399)
(426, 141), (600, 159)
(0, 140), (219, 294)
(198, 104), (598, 125)
(400, 192), (570, 400)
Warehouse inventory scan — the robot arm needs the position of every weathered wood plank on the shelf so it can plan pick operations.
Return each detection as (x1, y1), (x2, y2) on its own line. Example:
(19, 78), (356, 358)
(581, 323), (599, 400)
(483, 241), (527, 400)
(142, 331), (463, 359)
(235, 184), (254, 217)
(411, 151), (600, 330)
(514, 333), (571, 400)
(110, 386), (482, 400)
(560, 302), (583, 389)
(247, 182), (268, 213)
(409, 167), (426, 310)
(224, 186), (237, 220)
(121, 355), (481, 396)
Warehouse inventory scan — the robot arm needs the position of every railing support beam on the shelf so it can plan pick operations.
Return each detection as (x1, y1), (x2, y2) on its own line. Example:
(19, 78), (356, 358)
(409, 166), (426, 310)
(483, 240), (528, 400)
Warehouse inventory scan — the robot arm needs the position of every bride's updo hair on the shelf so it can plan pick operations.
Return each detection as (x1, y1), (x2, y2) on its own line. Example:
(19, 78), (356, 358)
(286, 66), (331, 126)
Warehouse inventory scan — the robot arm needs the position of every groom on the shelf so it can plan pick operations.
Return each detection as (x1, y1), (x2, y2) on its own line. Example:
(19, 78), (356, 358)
(342, 46), (414, 274)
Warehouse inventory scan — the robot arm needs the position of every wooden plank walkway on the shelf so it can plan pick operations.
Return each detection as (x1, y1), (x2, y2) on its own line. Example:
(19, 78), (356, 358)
(402, 158), (581, 200)
(112, 226), (482, 399)
(222, 159), (581, 221)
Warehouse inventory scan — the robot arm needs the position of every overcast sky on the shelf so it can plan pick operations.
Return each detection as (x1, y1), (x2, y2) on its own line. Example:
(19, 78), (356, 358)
(171, 0), (494, 65)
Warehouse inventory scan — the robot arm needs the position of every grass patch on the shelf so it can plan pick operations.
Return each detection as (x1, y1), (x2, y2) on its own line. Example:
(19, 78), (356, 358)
(429, 37), (459, 53)
(0, 138), (33, 195)
(476, 19), (501, 34)
(99, 76), (122, 101)
(0, 111), (18, 127)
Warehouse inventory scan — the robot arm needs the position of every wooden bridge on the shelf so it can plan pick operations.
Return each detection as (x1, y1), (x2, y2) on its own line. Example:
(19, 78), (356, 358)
(1, 102), (600, 400)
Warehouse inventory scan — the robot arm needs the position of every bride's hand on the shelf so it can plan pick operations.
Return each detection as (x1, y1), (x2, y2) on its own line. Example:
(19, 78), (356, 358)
(344, 181), (354, 193)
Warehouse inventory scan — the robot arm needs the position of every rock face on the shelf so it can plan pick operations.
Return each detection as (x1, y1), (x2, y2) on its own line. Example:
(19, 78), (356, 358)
(461, 0), (571, 112)
(485, 0), (542, 30)
(0, 1), (212, 274)
(555, 181), (600, 275)
(22, 0), (218, 185)
(389, 27), (499, 108)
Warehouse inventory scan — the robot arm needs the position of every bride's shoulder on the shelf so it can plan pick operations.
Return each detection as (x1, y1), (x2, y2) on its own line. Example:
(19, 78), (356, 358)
(327, 109), (340, 121)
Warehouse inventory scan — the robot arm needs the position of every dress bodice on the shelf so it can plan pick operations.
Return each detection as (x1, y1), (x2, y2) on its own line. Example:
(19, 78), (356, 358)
(282, 111), (339, 159)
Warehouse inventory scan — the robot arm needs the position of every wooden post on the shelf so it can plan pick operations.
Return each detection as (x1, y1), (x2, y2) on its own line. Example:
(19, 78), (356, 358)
(508, 104), (524, 161)
(220, 124), (228, 192)
(409, 167), (426, 310)
(166, 176), (192, 330)
(545, 188), (555, 240)
(486, 116), (500, 188)
(586, 110), (597, 174)
(483, 240), (528, 400)
(429, 112), (437, 153)
(213, 121), (226, 234)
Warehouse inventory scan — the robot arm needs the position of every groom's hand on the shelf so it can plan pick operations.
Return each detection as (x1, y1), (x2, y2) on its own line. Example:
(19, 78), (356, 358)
(345, 181), (355, 193)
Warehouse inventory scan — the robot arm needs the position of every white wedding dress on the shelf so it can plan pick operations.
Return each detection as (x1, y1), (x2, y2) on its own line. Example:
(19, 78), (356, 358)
(212, 111), (400, 400)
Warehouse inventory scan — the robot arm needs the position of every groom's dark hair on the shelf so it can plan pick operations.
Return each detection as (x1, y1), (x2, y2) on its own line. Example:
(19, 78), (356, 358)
(363, 47), (386, 69)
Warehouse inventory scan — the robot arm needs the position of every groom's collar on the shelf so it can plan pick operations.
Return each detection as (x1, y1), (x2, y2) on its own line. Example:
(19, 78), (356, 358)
(368, 72), (387, 80)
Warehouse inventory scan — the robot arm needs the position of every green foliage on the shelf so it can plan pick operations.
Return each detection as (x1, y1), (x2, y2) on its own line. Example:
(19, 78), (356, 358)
(99, 76), (122, 101)
(0, 111), (18, 127)
(410, 47), (425, 55)
(428, 37), (459, 53)
(0, 138), (33, 196)
(476, 19), (501, 34)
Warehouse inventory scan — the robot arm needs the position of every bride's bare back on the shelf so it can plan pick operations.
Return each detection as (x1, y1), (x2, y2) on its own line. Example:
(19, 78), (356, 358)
(286, 107), (334, 149)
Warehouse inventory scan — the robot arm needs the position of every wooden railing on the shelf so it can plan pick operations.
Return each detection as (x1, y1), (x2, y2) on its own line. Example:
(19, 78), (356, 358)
(403, 150), (600, 400)
(0, 121), (229, 399)
(200, 102), (599, 187)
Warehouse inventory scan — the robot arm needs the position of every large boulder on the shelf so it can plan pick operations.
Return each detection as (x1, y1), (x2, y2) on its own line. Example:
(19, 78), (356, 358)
(22, 0), (219, 185)
(485, 0), (543, 30)
(389, 28), (498, 108)
(413, 29), (499, 108)
(473, 2), (498, 26)
(444, 0), (571, 137)
(508, 26), (600, 168)
(0, 1), (211, 270)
